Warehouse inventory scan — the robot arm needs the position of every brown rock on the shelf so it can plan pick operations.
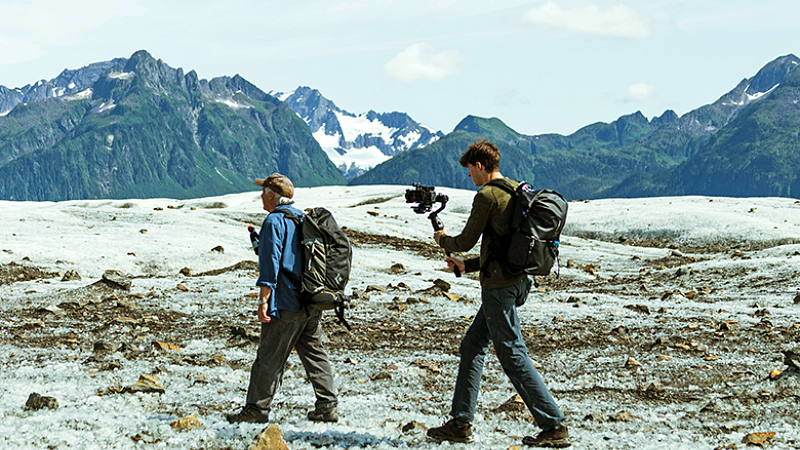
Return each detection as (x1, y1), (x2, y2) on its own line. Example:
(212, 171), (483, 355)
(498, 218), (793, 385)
(24, 393), (58, 411)
(609, 411), (641, 422)
(741, 432), (775, 446)
(61, 270), (81, 281)
(170, 414), (204, 430)
(153, 341), (180, 353)
(251, 424), (290, 450)
(401, 421), (428, 433)
(493, 394), (527, 413)
(122, 374), (166, 394)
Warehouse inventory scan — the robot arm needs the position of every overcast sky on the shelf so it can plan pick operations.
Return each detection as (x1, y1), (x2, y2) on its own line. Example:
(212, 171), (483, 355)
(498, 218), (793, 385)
(1, 0), (798, 135)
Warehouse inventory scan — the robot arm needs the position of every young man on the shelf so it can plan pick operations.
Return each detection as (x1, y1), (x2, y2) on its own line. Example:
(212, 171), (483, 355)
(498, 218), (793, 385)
(429, 140), (570, 448)
(226, 173), (339, 425)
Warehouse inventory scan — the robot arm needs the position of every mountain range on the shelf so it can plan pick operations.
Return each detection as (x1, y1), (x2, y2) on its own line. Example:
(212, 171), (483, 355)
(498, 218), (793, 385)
(269, 86), (443, 180)
(352, 54), (800, 200)
(1, 51), (798, 201)
(0, 51), (344, 201)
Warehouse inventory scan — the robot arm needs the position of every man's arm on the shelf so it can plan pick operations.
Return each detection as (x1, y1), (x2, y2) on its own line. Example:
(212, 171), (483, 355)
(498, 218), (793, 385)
(256, 216), (284, 319)
(438, 191), (493, 253)
(257, 286), (273, 323)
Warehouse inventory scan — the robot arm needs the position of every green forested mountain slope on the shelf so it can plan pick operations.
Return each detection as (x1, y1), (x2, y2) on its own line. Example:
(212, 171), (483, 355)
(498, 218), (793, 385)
(0, 50), (345, 201)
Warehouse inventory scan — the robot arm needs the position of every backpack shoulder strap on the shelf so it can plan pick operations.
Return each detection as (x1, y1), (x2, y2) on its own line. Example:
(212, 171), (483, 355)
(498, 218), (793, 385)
(272, 208), (302, 225)
(486, 178), (516, 195)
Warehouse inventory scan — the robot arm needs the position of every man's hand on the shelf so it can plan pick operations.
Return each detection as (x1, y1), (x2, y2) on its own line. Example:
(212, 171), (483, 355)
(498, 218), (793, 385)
(257, 303), (271, 323)
(257, 286), (273, 323)
(434, 229), (447, 245)
(445, 256), (465, 275)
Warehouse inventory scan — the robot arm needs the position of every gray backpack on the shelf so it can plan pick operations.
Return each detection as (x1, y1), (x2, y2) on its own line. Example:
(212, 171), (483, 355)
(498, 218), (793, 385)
(484, 179), (568, 277)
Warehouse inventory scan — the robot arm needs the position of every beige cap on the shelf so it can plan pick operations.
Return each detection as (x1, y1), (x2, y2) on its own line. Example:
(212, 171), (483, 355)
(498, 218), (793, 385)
(254, 173), (294, 198)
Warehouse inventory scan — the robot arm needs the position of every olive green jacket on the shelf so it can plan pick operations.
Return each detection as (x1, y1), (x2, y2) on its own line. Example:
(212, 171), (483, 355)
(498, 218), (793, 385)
(438, 177), (526, 290)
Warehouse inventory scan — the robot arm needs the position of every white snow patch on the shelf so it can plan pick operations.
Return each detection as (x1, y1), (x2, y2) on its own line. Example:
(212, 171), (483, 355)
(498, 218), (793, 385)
(61, 89), (93, 101)
(212, 97), (252, 110)
(336, 111), (397, 144)
(108, 71), (135, 80)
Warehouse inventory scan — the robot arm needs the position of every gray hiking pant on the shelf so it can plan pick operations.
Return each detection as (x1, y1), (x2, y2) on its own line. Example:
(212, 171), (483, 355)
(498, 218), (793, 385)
(450, 277), (565, 430)
(246, 308), (337, 414)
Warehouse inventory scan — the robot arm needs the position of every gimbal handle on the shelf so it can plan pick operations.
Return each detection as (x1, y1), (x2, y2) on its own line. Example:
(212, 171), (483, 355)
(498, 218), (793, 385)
(430, 211), (461, 278)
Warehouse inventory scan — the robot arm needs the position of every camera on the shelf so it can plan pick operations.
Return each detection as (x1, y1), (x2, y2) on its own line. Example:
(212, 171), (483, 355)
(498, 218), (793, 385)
(405, 183), (449, 214)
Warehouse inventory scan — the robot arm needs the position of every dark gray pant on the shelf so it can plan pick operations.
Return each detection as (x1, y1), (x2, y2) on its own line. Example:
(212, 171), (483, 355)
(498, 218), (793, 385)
(246, 308), (337, 414)
(450, 277), (565, 430)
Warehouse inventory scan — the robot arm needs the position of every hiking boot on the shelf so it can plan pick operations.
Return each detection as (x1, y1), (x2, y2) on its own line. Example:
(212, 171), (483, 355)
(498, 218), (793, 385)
(522, 425), (570, 448)
(307, 405), (338, 423)
(226, 404), (269, 424)
(427, 419), (474, 443)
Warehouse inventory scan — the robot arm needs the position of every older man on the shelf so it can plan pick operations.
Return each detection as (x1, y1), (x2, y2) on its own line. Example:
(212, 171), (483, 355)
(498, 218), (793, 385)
(226, 173), (338, 425)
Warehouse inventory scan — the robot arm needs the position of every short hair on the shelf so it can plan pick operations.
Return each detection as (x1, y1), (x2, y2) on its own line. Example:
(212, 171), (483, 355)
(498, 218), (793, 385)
(273, 192), (294, 205)
(459, 139), (500, 172)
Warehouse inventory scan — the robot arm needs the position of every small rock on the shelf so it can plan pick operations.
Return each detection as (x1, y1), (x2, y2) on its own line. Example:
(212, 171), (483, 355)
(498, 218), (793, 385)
(493, 394), (527, 413)
(179, 267), (192, 277)
(793, 292), (800, 304)
(609, 411), (641, 422)
(24, 393), (58, 411)
(370, 371), (392, 381)
(170, 414), (204, 430)
(102, 270), (131, 290)
(675, 266), (692, 277)
(153, 341), (180, 353)
(251, 424), (290, 450)
(389, 263), (405, 274)
(432, 279), (451, 292)
(624, 304), (650, 315)
(367, 211), (380, 217)
(93, 340), (118, 354)
(61, 270), (81, 281)
(644, 381), (665, 393)
(670, 249), (685, 257)
(741, 432), (776, 447)
(122, 374), (166, 394)
(625, 357), (642, 367)
(211, 245), (224, 253)
(365, 285), (386, 293)
(566, 296), (580, 303)
(401, 421), (428, 433)
(566, 259), (575, 268)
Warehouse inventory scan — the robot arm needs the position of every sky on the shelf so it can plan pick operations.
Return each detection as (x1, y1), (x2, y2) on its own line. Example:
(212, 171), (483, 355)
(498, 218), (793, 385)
(1, 0), (799, 136)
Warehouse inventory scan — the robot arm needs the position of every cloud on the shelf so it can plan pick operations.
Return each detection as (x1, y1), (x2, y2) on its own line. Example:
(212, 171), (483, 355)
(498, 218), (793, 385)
(623, 83), (656, 101)
(383, 43), (458, 82)
(523, 2), (650, 39)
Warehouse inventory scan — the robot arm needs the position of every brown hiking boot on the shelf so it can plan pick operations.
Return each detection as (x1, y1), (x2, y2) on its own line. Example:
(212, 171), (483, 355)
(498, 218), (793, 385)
(226, 404), (269, 424)
(427, 419), (474, 443)
(522, 425), (570, 448)
(307, 405), (338, 423)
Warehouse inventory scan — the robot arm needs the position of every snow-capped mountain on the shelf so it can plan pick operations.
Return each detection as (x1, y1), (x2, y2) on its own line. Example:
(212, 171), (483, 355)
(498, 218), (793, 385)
(270, 86), (443, 180)
(0, 59), (125, 116)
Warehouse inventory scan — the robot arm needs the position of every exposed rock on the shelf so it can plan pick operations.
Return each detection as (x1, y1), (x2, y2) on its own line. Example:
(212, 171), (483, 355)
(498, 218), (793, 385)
(251, 424), (290, 450)
(179, 267), (192, 276)
(365, 285), (386, 293)
(401, 421), (428, 433)
(741, 431), (775, 446)
(93, 340), (118, 354)
(152, 341), (180, 353)
(211, 245), (224, 253)
(624, 304), (650, 315)
(101, 270), (131, 290)
(170, 414), (204, 430)
(231, 326), (260, 343)
(493, 394), (527, 413)
(625, 357), (642, 367)
(61, 270), (81, 281)
(432, 279), (451, 292)
(24, 393), (58, 411)
(609, 411), (641, 422)
(388, 263), (405, 274)
(122, 374), (165, 394)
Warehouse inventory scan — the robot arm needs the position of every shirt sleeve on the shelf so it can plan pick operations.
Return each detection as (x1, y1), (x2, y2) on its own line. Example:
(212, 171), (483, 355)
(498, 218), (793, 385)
(439, 190), (493, 254)
(256, 215), (285, 317)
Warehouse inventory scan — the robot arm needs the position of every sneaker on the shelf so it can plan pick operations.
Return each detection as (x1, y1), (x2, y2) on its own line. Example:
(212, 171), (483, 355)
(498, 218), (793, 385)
(226, 404), (270, 424)
(307, 405), (338, 423)
(427, 418), (474, 443)
(522, 425), (570, 448)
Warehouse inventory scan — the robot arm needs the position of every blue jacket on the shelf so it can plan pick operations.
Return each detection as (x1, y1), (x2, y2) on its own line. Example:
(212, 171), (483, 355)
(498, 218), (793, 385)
(256, 204), (304, 319)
